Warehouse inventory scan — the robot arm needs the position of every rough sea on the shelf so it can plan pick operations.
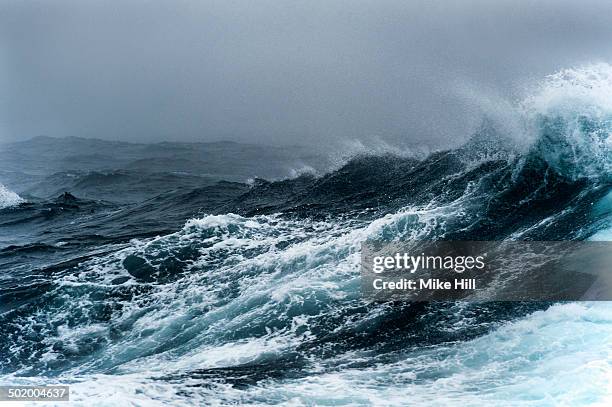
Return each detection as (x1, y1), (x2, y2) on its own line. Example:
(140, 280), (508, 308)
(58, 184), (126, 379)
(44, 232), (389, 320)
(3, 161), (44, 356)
(1, 65), (612, 405)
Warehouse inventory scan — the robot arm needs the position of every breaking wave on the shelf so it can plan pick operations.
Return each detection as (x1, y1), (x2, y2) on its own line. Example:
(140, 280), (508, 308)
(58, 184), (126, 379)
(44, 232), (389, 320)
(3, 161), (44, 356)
(0, 184), (23, 209)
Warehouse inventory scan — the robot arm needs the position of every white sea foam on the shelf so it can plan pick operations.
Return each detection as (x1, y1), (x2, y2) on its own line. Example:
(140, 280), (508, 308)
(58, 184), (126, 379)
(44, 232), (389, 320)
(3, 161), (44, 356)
(12, 303), (610, 406)
(520, 63), (612, 181)
(0, 183), (24, 209)
(203, 302), (612, 406)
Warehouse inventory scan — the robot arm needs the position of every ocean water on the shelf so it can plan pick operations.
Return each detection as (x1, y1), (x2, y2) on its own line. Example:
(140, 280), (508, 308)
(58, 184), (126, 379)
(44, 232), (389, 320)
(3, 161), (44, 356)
(1, 65), (612, 405)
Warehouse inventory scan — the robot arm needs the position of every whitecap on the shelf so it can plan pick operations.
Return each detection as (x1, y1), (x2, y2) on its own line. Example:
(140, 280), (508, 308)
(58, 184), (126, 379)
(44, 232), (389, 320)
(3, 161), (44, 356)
(0, 183), (24, 209)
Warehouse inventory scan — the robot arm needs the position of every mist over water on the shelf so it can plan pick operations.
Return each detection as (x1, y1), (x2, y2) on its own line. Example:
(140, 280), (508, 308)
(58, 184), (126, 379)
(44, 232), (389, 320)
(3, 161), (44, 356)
(3, 0), (612, 149)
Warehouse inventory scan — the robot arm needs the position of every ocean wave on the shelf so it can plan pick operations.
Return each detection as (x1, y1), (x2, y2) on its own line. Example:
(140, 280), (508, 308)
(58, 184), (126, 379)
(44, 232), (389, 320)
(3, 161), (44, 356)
(0, 183), (24, 209)
(2, 65), (612, 405)
(518, 63), (612, 181)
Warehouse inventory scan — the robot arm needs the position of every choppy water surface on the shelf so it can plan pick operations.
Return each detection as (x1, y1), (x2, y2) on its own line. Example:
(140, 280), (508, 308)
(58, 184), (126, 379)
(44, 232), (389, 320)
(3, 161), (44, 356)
(1, 65), (612, 405)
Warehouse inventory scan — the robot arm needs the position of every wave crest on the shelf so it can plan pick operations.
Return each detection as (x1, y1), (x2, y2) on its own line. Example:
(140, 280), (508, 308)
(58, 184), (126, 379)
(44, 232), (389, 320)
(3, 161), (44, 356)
(520, 63), (612, 181)
(0, 183), (24, 209)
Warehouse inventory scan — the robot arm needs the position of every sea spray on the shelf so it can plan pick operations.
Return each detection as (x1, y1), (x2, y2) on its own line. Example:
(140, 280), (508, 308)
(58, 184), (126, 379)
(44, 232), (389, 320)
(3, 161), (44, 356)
(0, 184), (23, 209)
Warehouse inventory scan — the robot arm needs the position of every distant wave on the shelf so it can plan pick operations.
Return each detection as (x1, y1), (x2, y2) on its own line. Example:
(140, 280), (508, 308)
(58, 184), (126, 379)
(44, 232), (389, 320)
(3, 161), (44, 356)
(0, 183), (24, 209)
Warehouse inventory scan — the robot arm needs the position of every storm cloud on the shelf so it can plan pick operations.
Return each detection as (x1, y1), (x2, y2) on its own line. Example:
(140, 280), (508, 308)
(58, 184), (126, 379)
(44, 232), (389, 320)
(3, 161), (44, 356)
(2, 0), (612, 148)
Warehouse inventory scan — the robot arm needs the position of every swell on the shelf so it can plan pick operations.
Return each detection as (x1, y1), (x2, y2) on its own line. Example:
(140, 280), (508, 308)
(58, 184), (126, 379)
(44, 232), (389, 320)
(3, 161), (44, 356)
(1, 64), (612, 405)
(1, 128), (608, 378)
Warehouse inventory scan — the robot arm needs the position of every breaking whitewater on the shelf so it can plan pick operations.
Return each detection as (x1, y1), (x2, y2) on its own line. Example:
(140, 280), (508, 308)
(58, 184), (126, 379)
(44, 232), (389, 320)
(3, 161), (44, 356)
(1, 65), (612, 406)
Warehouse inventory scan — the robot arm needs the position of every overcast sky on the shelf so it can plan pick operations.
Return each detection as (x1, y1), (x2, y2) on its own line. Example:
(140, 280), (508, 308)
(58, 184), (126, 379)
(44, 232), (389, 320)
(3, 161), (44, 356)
(2, 0), (612, 148)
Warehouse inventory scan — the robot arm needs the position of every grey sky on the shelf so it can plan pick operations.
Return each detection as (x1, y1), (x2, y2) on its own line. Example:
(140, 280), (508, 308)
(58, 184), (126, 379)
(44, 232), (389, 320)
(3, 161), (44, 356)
(2, 0), (612, 148)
